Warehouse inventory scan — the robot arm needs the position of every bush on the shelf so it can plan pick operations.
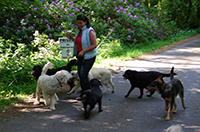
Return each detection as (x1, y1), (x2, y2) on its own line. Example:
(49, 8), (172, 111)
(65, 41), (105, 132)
(0, 0), (159, 50)
(0, 0), (200, 105)
(158, 0), (200, 29)
(0, 32), (76, 96)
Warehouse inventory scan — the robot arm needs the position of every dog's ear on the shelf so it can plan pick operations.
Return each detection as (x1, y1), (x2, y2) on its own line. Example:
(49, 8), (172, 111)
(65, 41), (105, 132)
(155, 76), (164, 84)
(59, 71), (71, 84)
(131, 71), (138, 76)
(158, 75), (163, 80)
(67, 59), (78, 67)
(132, 70), (137, 73)
(71, 71), (78, 80)
(61, 75), (68, 84)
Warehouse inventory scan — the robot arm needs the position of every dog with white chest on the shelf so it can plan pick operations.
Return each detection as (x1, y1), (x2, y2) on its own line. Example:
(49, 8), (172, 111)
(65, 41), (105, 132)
(33, 62), (72, 110)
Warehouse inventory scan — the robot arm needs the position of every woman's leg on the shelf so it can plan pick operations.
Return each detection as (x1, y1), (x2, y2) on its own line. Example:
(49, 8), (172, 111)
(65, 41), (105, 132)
(78, 57), (96, 92)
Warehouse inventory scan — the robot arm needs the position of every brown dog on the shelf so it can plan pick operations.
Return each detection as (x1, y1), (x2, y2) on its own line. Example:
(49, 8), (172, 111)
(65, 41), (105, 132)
(147, 67), (186, 120)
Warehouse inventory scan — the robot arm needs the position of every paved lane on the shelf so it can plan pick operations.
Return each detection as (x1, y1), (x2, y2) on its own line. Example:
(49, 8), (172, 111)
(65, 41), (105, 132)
(0, 38), (200, 132)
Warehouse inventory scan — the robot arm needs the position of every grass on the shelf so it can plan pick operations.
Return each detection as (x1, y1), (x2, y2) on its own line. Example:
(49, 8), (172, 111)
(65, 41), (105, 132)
(0, 29), (199, 108)
(94, 29), (200, 68)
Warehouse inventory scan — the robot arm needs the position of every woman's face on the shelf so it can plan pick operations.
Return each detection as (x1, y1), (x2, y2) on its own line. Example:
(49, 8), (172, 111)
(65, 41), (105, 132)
(77, 20), (86, 29)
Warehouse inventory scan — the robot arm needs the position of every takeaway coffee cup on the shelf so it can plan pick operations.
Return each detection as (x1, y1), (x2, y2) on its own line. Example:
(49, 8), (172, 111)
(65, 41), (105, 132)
(67, 30), (71, 34)
(67, 30), (71, 38)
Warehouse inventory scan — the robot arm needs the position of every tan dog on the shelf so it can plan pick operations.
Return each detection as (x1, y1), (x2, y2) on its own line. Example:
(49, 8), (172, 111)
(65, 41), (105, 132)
(67, 68), (120, 94)
(147, 67), (186, 120)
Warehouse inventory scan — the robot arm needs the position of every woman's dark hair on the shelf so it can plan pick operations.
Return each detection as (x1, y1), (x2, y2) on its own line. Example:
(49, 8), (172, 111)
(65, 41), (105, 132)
(76, 14), (91, 28)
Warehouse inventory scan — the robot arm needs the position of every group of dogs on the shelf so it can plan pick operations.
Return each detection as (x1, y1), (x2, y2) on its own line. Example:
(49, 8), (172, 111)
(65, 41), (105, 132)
(31, 59), (186, 121)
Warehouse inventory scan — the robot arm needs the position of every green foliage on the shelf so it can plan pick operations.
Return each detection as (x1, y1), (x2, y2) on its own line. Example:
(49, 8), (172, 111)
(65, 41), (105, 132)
(98, 39), (124, 58)
(1, 0), (199, 54)
(0, 0), (199, 51)
(95, 27), (200, 67)
(0, 97), (21, 107)
(159, 0), (200, 29)
(0, 0), (200, 107)
(81, 0), (157, 44)
(0, 0), (42, 44)
(0, 33), (77, 98)
(0, 0), (159, 51)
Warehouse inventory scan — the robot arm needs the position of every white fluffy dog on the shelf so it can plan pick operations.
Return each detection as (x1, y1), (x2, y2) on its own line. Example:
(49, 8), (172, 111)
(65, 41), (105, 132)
(165, 124), (184, 132)
(34, 62), (72, 110)
(67, 68), (120, 94)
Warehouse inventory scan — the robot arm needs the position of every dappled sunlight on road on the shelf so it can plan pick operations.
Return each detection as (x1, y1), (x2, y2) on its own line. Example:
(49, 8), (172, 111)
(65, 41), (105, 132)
(115, 39), (200, 71)
(177, 47), (200, 54)
(117, 47), (200, 70)
(188, 88), (200, 93)
(182, 124), (200, 129)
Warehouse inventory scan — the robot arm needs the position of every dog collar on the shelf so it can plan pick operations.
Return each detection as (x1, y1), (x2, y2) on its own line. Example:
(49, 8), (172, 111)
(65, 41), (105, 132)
(56, 77), (62, 87)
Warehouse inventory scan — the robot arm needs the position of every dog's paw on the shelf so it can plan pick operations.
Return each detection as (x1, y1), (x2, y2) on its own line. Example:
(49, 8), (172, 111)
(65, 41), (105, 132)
(50, 108), (56, 110)
(50, 105), (56, 110)
(146, 95), (152, 97)
(165, 116), (170, 121)
(33, 101), (40, 105)
(98, 109), (103, 112)
(125, 95), (128, 98)
(172, 110), (177, 113)
(137, 96), (142, 99)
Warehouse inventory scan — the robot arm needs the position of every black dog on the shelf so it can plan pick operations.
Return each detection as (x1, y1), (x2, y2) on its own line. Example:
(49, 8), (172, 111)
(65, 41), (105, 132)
(147, 67), (186, 120)
(31, 59), (77, 88)
(31, 59), (77, 80)
(123, 68), (177, 99)
(80, 79), (103, 119)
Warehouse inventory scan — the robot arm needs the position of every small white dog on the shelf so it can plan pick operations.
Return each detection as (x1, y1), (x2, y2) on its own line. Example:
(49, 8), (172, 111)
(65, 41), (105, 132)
(165, 124), (184, 132)
(67, 68), (120, 94)
(34, 62), (72, 110)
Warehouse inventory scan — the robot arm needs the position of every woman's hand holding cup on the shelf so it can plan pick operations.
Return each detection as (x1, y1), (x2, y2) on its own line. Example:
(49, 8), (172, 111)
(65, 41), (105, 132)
(66, 30), (72, 39)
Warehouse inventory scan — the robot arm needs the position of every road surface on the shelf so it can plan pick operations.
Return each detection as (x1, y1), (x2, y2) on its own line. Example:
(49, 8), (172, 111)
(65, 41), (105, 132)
(0, 38), (200, 132)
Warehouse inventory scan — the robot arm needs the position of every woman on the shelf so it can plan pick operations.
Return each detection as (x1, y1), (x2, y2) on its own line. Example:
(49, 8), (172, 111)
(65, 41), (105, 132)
(67, 14), (98, 97)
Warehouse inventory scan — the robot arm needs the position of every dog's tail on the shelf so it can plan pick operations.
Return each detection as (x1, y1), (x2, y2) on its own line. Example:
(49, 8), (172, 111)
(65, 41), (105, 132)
(170, 67), (174, 80)
(67, 59), (77, 68)
(41, 62), (53, 75)
(109, 68), (121, 74)
(162, 67), (177, 78)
